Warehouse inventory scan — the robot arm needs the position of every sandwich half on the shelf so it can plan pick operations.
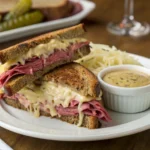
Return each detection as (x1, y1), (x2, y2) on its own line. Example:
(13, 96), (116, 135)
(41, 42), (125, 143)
(3, 63), (111, 129)
(0, 24), (90, 95)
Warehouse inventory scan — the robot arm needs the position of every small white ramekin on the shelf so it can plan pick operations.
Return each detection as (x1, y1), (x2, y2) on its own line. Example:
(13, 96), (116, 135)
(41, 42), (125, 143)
(98, 65), (150, 113)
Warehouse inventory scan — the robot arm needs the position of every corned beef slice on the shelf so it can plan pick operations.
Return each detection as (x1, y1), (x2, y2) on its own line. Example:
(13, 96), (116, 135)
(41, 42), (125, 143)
(56, 100), (111, 122)
(9, 92), (111, 122)
(4, 90), (111, 122)
(0, 42), (89, 87)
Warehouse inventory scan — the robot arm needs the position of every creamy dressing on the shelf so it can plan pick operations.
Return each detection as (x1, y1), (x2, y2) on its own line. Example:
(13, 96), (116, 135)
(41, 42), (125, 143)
(0, 38), (87, 74)
(103, 70), (150, 87)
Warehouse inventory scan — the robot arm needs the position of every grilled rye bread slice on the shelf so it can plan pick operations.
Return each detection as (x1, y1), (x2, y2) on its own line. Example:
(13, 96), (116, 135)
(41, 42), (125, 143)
(0, 0), (73, 20)
(32, 0), (73, 20)
(4, 98), (100, 129)
(0, 24), (86, 63)
(43, 62), (101, 98)
(4, 46), (90, 96)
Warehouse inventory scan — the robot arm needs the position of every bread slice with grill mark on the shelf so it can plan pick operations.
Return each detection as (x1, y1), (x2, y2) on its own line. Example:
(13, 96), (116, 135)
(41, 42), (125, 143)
(0, 24), (86, 63)
(3, 45), (90, 96)
(4, 98), (100, 129)
(43, 62), (101, 98)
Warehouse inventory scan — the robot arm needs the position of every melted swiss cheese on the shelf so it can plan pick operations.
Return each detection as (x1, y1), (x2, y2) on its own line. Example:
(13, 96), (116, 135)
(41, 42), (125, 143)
(0, 38), (87, 74)
(18, 81), (102, 126)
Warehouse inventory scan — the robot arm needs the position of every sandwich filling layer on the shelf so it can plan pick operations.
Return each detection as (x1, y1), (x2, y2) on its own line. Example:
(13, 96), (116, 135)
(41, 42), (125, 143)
(0, 39), (89, 88)
(5, 82), (111, 126)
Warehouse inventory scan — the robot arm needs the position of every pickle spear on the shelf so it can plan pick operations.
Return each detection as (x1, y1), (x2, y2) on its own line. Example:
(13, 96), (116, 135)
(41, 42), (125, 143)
(0, 15), (2, 22)
(0, 11), (44, 32)
(4, 0), (32, 21)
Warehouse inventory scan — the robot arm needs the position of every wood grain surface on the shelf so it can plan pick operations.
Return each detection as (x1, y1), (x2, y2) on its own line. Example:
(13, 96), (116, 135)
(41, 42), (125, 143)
(0, 0), (150, 150)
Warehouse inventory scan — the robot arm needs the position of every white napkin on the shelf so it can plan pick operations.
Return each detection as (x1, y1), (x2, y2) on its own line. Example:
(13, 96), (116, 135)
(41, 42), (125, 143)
(0, 139), (13, 150)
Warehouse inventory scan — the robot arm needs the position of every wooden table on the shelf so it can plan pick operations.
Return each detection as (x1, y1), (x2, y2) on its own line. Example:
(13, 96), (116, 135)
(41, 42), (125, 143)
(0, 0), (150, 149)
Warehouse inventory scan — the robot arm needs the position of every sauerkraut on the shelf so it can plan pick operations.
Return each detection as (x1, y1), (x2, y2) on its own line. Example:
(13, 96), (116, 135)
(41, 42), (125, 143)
(76, 43), (141, 75)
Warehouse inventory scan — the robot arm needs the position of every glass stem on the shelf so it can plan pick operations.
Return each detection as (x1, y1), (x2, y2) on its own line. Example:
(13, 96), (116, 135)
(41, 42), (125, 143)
(124, 0), (134, 21)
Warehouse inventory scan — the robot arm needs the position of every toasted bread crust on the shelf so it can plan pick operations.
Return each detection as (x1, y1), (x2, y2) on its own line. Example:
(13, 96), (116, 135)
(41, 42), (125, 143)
(0, 0), (69, 13)
(36, 0), (73, 20)
(0, 24), (86, 63)
(43, 62), (101, 97)
(0, 0), (73, 20)
(4, 45), (90, 95)
(4, 98), (100, 129)
(32, 0), (68, 8)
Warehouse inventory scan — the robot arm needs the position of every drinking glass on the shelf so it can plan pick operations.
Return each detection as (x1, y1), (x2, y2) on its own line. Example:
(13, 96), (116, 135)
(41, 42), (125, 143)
(107, 0), (150, 37)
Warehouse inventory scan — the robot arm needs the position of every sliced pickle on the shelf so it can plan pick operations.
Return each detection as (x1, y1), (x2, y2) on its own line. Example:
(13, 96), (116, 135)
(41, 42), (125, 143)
(4, 0), (32, 21)
(0, 11), (44, 32)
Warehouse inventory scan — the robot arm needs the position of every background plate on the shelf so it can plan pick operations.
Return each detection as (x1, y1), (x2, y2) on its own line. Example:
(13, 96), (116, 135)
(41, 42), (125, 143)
(0, 53), (150, 141)
(0, 0), (95, 43)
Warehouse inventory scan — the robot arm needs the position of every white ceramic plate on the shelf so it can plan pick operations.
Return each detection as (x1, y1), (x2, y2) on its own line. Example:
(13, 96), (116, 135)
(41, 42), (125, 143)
(0, 53), (150, 141)
(0, 0), (95, 43)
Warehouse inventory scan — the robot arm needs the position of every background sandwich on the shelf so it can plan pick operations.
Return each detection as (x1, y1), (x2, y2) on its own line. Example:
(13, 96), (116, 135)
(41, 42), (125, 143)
(0, 24), (90, 95)
(4, 62), (111, 129)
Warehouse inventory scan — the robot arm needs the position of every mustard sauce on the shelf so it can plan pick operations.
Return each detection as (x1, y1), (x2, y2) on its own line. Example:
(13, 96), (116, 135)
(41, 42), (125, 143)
(103, 70), (150, 88)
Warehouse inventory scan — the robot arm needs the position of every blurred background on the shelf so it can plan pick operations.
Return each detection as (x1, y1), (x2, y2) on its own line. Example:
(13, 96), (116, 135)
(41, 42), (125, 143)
(88, 0), (150, 23)
(0, 0), (150, 57)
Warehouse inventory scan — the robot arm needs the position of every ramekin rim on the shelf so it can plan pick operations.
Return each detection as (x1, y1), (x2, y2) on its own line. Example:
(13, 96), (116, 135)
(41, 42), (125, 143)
(97, 65), (150, 92)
